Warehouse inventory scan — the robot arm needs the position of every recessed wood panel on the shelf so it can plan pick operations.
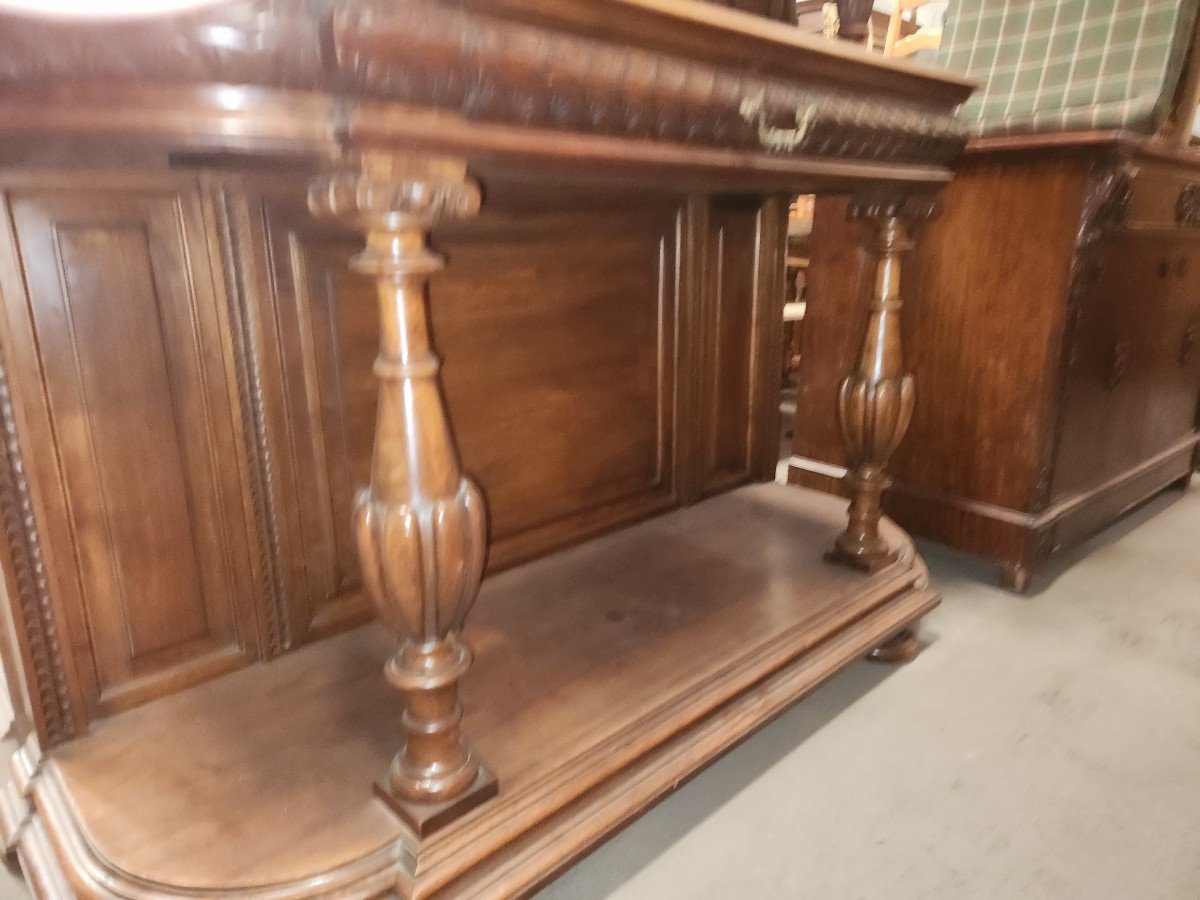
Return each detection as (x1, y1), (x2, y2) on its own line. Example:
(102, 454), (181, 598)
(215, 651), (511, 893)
(230, 180), (681, 645)
(1, 182), (256, 717)
(697, 198), (765, 495)
(433, 214), (675, 542)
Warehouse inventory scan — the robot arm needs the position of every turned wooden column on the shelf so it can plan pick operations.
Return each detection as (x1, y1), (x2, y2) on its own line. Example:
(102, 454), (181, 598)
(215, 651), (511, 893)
(827, 196), (935, 573)
(309, 153), (496, 835)
(826, 197), (935, 662)
(834, 0), (873, 44)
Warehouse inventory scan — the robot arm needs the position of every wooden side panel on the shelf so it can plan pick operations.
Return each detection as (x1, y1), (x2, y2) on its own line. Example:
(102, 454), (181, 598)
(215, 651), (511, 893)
(795, 160), (1086, 514)
(0, 181), (257, 719)
(696, 197), (786, 496)
(903, 159), (1085, 512)
(227, 179), (682, 644)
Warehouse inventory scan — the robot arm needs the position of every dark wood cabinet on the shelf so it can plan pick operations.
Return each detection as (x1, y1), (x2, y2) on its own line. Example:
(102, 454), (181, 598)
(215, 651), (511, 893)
(791, 139), (1200, 591)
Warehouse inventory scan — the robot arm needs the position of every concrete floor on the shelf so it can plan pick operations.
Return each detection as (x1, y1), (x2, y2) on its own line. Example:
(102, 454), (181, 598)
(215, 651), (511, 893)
(539, 479), (1200, 900)
(2, 480), (1198, 899)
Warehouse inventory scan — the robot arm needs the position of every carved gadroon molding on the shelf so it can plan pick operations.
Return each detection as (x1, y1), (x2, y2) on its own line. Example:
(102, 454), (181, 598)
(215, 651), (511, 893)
(0, 354), (74, 747)
(334, 0), (965, 166)
(309, 152), (496, 836)
(214, 193), (292, 657)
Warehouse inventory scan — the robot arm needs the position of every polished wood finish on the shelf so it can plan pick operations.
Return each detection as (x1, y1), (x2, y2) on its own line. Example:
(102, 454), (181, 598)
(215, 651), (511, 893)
(0, 0), (970, 893)
(792, 136), (1200, 591)
(21, 485), (935, 899)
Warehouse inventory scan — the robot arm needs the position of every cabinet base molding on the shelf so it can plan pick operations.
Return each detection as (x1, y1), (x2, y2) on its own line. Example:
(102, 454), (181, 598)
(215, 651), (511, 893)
(791, 438), (1197, 593)
(8, 485), (936, 899)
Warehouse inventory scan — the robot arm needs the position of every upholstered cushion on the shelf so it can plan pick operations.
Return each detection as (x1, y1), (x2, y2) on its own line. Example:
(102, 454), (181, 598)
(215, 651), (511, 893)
(937, 0), (1199, 136)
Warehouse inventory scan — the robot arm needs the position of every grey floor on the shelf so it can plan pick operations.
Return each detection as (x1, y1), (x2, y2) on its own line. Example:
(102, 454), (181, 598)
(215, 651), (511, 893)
(2, 480), (1198, 899)
(539, 479), (1200, 900)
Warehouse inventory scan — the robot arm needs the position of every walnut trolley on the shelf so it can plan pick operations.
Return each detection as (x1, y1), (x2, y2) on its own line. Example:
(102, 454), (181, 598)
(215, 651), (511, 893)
(0, 1), (971, 896)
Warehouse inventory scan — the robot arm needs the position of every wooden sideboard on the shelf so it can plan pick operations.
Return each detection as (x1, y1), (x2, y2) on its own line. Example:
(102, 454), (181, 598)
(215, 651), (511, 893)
(0, 1), (971, 895)
(791, 132), (1200, 591)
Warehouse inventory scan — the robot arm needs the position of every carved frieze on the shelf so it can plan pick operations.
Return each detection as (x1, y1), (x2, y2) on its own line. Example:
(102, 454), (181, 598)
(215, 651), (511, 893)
(0, 0), (965, 168)
(334, 0), (965, 166)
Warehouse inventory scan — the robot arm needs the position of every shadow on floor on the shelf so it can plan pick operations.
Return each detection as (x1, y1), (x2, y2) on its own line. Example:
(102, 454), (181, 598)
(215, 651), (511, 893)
(537, 658), (897, 900)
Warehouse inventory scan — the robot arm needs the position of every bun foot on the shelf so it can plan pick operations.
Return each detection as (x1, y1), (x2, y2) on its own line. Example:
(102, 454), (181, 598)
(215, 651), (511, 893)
(866, 627), (921, 663)
(998, 562), (1032, 594)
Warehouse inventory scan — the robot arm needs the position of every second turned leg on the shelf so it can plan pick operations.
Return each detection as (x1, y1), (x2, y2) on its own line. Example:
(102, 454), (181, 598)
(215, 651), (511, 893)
(827, 196), (934, 574)
(309, 153), (497, 836)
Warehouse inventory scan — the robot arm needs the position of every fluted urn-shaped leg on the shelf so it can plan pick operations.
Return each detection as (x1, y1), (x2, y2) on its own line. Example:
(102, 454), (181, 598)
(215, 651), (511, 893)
(309, 153), (496, 835)
(827, 196), (934, 574)
(834, 0), (873, 43)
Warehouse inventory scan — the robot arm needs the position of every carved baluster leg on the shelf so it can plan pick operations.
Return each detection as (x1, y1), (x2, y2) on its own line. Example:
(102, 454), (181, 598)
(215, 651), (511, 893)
(827, 197), (934, 659)
(309, 153), (496, 835)
(834, 0), (873, 44)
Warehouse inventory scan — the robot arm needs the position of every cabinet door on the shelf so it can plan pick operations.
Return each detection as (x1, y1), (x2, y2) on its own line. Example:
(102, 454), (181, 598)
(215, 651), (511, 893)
(0, 178), (258, 721)
(1054, 233), (1199, 500)
(1168, 242), (1200, 442)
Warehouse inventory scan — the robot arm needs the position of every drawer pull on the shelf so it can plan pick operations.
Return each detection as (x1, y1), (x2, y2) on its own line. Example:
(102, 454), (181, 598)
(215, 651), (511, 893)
(1105, 340), (1130, 390)
(1177, 184), (1200, 226)
(1183, 321), (1199, 366)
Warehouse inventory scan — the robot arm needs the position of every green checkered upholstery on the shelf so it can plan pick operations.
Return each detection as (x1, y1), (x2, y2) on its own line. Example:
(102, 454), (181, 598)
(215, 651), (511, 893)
(936, 0), (1200, 136)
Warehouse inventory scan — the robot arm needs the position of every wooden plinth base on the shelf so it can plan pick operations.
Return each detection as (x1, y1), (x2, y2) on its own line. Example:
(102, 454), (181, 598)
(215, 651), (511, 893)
(8, 484), (937, 899)
(825, 543), (900, 574)
(375, 767), (498, 838)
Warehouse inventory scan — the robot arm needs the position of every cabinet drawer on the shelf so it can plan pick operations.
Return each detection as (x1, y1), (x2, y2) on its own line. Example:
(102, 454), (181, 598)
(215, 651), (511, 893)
(1053, 232), (1200, 499)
